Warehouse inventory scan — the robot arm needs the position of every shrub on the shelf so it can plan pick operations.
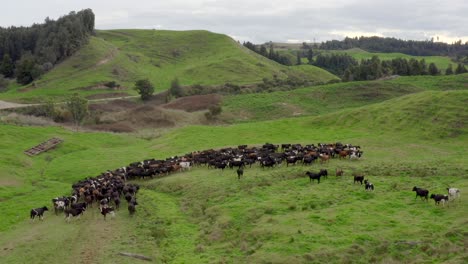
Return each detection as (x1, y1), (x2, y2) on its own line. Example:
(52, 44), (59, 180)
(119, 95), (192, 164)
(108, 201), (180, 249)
(134, 79), (155, 101)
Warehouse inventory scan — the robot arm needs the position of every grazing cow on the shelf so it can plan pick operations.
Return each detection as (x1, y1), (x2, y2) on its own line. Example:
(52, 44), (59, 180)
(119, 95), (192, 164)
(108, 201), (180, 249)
(430, 194), (449, 206)
(412, 186), (429, 201)
(179, 161), (191, 171)
(364, 180), (374, 191)
(52, 197), (68, 215)
(64, 207), (86, 222)
(319, 154), (330, 164)
(30, 206), (48, 221)
(236, 168), (244, 180)
(71, 202), (87, 211)
(447, 188), (460, 200)
(113, 197), (121, 209)
(100, 206), (115, 220)
(306, 169), (328, 184)
(128, 199), (138, 215)
(335, 169), (344, 177)
(353, 174), (364, 185)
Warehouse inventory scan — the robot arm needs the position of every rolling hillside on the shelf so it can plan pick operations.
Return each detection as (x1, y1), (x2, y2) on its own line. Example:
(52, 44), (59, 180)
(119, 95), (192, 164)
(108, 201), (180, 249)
(0, 30), (338, 103)
(222, 73), (468, 122)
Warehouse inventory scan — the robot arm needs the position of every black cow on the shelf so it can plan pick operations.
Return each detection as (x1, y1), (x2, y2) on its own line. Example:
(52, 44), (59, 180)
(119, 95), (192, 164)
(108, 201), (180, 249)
(64, 207), (86, 222)
(412, 186), (429, 200)
(364, 180), (374, 191)
(306, 169), (328, 184)
(430, 194), (449, 206)
(30, 206), (48, 221)
(100, 206), (115, 220)
(236, 168), (244, 180)
(353, 175), (364, 185)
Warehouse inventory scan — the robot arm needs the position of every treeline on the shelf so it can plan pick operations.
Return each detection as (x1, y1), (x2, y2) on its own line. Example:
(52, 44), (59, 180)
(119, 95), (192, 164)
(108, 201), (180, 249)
(342, 56), (468, 81)
(243, 42), (293, 66)
(313, 53), (358, 76)
(320, 36), (468, 57)
(0, 9), (95, 85)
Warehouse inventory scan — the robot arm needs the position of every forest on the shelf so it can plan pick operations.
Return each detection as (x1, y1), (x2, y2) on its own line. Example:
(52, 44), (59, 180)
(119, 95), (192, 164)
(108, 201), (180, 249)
(320, 36), (468, 58)
(0, 9), (94, 85)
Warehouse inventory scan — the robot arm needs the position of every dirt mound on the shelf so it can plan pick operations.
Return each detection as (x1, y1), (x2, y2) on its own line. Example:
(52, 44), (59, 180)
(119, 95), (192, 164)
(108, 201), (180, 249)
(163, 94), (222, 112)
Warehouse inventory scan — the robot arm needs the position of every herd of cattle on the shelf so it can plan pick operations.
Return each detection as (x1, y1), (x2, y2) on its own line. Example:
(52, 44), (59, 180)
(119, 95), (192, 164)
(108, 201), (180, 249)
(29, 142), (460, 222)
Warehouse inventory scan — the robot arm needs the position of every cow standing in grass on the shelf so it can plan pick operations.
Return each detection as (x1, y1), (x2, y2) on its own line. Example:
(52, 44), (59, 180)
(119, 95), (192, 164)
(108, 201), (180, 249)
(30, 206), (48, 221)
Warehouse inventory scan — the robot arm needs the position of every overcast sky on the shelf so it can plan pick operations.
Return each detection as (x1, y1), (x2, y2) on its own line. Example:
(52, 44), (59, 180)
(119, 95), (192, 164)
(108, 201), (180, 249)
(2, 0), (468, 44)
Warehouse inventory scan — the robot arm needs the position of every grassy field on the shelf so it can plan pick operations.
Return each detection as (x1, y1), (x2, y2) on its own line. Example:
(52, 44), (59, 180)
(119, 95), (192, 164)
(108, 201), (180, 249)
(0, 85), (467, 262)
(222, 73), (468, 122)
(0, 30), (337, 103)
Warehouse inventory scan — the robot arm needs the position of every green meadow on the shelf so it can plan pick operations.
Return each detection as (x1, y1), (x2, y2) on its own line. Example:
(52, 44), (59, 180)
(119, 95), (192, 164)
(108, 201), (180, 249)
(1, 86), (467, 262)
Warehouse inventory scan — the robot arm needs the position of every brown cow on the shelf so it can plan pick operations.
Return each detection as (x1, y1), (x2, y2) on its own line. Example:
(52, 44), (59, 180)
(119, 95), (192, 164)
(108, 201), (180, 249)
(319, 154), (330, 164)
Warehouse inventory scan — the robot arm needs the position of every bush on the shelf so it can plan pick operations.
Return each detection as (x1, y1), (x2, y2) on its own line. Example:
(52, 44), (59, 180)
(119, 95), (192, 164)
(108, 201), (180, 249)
(134, 79), (154, 101)
(0, 74), (8, 92)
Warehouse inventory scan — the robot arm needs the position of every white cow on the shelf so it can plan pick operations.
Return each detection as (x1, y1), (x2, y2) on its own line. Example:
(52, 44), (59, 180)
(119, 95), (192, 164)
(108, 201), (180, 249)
(447, 188), (460, 200)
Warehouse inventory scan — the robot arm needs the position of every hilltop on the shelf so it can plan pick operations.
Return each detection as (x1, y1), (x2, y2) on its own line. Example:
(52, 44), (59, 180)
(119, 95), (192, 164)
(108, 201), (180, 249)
(0, 30), (338, 103)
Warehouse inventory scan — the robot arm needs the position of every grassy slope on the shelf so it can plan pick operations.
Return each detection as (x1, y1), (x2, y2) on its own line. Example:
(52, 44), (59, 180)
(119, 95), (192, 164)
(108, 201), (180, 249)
(223, 73), (468, 122)
(0, 89), (467, 263)
(0, 30), (337, 103)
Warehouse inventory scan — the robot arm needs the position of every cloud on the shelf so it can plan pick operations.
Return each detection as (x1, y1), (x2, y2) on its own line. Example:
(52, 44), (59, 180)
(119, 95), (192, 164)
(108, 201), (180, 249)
(1, 0), (467, 43)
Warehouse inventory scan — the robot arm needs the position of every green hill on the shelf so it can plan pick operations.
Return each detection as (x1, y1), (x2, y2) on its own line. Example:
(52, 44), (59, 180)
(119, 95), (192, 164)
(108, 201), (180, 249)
(311, 90), (468, 139)
(0, 30), (338, 103)
(223, 73), (468, 122)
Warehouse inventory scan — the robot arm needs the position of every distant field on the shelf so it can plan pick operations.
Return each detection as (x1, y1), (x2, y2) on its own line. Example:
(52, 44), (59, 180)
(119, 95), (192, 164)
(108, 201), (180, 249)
(277, 47), (455, 70)
(323, 48), (455, 70)
(0, 30), (337, 103)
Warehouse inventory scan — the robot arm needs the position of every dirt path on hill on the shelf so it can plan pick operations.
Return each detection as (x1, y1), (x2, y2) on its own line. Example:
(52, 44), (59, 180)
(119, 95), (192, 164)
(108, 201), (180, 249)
(0, 96), (140, 110)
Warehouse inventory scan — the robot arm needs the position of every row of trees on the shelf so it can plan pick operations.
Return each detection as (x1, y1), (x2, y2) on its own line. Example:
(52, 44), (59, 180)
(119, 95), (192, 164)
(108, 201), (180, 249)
(342, 56), (468, 81)
(320, 36), (468, 57)
(243, 42), (293, 65)
(0, 9), (95, 84)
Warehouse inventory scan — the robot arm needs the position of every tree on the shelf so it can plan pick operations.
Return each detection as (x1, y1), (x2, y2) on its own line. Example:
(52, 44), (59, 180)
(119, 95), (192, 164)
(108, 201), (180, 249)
(15, 53), (42, 85)
(428, 63), (439, 75)
(307, 48), (313, 64)
(455, 63), (468, 74)
(66, 93), (88, 128)
(0, 54), (14, 78)
(445, 64), (454, 75)
(169, 78), (183, 98)
(134, 79), (154, 101)
(205, 104), (222, 120)
(296, 52), (302, 65)
(0, 74), (8, 92)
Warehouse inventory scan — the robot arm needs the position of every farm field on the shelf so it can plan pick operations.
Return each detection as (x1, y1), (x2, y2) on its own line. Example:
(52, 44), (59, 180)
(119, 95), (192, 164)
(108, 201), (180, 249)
(0, 87), (467, 263)
(0, 30), (338, 103)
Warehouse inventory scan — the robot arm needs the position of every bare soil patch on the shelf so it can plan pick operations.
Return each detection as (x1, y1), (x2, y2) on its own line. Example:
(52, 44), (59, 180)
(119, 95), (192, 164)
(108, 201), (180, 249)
(163, 94), (222, 112)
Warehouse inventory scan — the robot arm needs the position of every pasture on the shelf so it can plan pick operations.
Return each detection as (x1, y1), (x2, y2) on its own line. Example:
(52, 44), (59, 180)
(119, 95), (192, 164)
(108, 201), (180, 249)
(0, 102), (467, 263)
